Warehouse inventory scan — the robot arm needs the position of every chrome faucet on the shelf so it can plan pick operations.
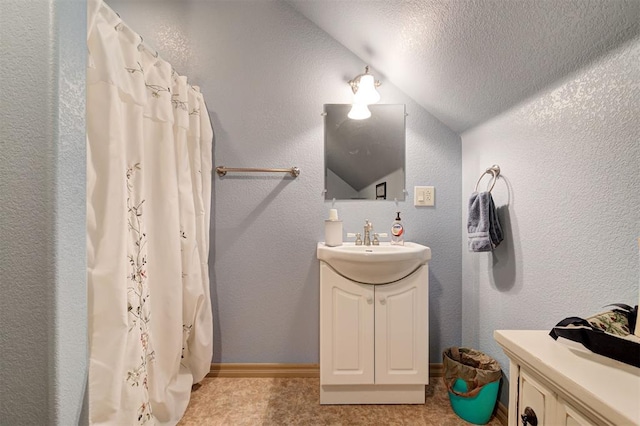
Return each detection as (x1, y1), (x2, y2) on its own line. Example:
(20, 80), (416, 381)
(363, 219), (373, 246)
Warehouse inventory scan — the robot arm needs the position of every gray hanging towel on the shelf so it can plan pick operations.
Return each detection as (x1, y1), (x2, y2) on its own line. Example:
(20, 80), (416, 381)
(467, 191), (503, 252)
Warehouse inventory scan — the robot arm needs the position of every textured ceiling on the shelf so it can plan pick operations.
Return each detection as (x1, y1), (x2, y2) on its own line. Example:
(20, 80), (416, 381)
(288, 0), (640, 133)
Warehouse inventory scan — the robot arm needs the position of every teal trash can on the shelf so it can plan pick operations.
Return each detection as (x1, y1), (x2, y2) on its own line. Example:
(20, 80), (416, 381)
(443, 347), (502, 425)
(448, 378), (500, 425)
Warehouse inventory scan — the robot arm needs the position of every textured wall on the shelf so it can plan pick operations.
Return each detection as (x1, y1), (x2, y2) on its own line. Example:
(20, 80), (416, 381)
(108, 0), (462, 364)
(0, 0), (87, 424)
(461, 36), (640, 405)
(0, 1), (52, 421)
(55, 0), (88, 423)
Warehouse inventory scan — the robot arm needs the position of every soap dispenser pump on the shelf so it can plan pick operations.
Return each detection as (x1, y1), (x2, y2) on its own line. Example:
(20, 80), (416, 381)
(391, 212), (404, 245)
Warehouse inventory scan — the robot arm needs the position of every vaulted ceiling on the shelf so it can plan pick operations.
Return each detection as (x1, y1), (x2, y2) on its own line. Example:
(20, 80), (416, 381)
(288, 0), (640, 133)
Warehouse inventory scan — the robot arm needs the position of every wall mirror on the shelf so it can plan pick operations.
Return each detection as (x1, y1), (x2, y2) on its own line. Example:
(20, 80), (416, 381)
(324, 104), (406, 200)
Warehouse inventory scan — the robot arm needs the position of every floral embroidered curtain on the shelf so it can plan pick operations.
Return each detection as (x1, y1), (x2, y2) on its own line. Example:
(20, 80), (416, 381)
(87, 2), (213, 424)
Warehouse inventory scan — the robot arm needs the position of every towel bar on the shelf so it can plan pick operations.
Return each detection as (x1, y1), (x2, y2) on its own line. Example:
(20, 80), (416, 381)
(474, 165), (500, 193)
(216, 166), (301, 178)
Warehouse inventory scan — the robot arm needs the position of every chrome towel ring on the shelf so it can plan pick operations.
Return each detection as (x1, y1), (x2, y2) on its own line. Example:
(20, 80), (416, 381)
(474, 165), (501, 193)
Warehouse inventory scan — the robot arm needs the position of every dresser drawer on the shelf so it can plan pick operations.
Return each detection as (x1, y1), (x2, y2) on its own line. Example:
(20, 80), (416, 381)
(519, 370), (555, 426)
(556, 398), (597, 426)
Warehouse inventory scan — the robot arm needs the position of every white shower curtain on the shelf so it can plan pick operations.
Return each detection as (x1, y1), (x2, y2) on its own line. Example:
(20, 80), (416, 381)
(87, 2), (213, 424)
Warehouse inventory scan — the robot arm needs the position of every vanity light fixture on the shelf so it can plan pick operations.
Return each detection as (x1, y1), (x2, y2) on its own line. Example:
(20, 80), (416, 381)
(347, 66), (381, 120)
(349, 66), (381, 104)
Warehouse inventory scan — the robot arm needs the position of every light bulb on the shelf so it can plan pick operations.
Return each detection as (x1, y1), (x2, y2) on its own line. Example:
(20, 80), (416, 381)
(353, 74), (380, 105)
(348, 103), (371, 120)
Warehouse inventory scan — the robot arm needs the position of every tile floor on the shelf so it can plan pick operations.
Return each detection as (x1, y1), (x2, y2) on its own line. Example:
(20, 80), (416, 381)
(178, 377), (502, 425)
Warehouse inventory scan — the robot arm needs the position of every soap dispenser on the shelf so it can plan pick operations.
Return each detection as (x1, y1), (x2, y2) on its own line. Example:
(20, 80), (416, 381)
(391, 212), (404, 245)
(324, 208), (343, 247)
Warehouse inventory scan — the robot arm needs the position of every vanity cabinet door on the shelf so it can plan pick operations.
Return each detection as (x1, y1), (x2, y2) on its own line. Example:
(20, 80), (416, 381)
(320, 264), (374, 385)
(519, 370), (556, 426)
(374, 266), (428, 385)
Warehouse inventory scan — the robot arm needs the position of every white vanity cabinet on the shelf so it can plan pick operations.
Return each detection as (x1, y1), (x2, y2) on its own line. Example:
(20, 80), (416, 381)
(495, 330), (640, 426)
(319, 261), (429, 404)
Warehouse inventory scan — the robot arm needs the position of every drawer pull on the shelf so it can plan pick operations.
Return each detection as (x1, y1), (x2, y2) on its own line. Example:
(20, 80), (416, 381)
(521, 407), (538, 426)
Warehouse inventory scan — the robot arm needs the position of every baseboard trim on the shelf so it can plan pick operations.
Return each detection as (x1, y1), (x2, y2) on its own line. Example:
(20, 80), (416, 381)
(209, 363), (446, 378)
(429, 363), (444, 377)
(209, 363), (320, 378)
(495, 401), (508, 426)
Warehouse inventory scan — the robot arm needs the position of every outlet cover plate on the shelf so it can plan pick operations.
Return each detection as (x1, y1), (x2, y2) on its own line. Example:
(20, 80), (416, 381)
(414, 186), (435, 206)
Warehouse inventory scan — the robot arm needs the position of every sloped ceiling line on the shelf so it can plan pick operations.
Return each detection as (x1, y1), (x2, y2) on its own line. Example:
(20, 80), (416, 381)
(287, 0), (640, 134)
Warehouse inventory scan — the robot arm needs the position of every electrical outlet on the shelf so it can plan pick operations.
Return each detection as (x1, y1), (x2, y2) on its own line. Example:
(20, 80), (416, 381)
(414, 186), (435, 206)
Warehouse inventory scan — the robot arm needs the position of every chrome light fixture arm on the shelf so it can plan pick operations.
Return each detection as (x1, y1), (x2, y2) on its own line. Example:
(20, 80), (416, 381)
(348, 66), (381, 95)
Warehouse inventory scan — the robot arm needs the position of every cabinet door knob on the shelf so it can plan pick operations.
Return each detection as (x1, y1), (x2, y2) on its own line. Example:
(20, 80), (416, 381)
(521, 407), (538, 426)
(366, 296), (373, 304)
(379, 297), (386, 305)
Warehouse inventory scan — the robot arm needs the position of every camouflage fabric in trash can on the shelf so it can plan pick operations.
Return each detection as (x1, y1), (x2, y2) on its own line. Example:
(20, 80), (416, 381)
(443, 347), (501, 397)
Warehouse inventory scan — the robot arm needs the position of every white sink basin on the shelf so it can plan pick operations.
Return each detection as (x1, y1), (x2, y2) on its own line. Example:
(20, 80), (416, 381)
(317, 242), (431, 284)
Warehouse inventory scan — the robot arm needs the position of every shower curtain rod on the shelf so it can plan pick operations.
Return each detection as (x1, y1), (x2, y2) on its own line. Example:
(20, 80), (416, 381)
(101, 2), (176, 74)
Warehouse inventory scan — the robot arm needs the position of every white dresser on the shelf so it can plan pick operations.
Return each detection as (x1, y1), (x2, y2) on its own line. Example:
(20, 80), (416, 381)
(494, 330), (640, 425)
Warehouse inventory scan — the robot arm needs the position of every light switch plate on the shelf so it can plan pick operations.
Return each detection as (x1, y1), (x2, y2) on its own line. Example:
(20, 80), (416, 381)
(414, 186), (435, 206)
